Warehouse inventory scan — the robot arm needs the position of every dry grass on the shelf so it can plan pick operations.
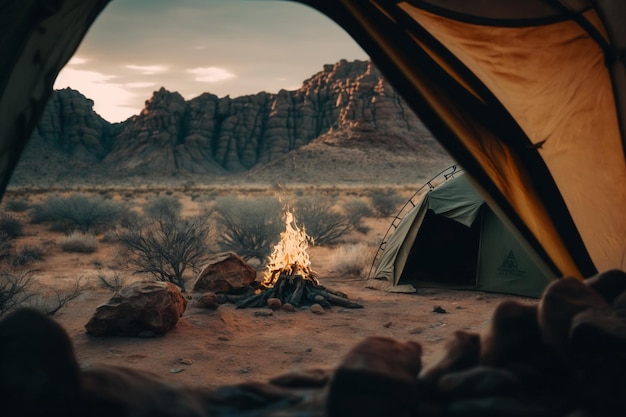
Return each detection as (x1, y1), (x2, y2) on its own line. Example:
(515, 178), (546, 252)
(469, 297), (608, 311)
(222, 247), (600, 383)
(331, 242), (377, 277)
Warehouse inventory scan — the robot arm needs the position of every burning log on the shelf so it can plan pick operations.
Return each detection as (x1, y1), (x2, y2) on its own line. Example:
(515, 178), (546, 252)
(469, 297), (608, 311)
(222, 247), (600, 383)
(235, 209), (362, 310)
(235, 274), (363, 310)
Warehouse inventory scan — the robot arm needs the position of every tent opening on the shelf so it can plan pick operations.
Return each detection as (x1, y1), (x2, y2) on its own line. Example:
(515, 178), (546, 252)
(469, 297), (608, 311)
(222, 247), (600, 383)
(399, 207), (481, 288)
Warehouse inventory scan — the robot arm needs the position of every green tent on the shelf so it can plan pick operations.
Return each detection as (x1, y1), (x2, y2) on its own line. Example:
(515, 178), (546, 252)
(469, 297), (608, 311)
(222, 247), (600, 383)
(369, 172), (553, 297)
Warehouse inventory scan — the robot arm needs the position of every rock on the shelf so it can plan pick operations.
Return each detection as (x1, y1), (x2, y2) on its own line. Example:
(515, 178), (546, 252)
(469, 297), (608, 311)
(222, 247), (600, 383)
(327, 336), (423, 417)
(584, 269), (626, 304)
(538, 277), (608, 353)
(192, 252), (257, 294)
(419, 331), (480, 385)
(267, 297), (282, 311)
(310, 304), (325, 315)
(195, 292), (219, 309)
(269, 368), (332, 388)
(282, 303), (296, 312)
(438, 366), (523, 398)
(85, 281), (187, 337)
(569, 308), (626, 355)
(433, 305), (447, 313)
(480, 301), (546, 367)
(0, 309), (82, 417)
(254, 310), (273, 317)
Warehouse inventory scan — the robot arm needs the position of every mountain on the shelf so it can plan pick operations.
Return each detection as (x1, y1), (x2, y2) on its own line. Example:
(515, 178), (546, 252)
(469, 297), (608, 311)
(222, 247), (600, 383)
(10, 60), (453, 186)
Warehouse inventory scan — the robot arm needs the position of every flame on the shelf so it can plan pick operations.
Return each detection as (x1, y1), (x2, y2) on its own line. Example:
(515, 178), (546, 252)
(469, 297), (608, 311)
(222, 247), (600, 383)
(262, 209), (316, 287)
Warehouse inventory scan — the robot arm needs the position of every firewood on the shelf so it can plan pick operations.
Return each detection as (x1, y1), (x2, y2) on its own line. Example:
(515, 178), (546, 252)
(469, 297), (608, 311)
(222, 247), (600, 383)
(288, 276), (306, 306)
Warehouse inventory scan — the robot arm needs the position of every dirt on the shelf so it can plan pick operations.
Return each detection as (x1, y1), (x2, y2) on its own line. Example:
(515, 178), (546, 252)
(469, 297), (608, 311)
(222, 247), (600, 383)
(1, 189), (539, 390)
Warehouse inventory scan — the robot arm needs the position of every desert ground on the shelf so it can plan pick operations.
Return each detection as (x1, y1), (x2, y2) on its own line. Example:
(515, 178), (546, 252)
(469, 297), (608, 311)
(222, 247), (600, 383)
(0, 185), (538, 390)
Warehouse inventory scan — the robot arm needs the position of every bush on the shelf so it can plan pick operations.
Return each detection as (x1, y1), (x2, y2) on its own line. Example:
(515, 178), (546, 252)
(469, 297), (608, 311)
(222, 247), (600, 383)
(343, 199), (373, 234)
(0, 232), (11, 261)
(0, 213), (23, 238)
(0, 270), (35, 317)
(332, 243), (375, 277)
(60, 232), (98, 253)
(11, 245), (44, 267)
(97, 272), (126, 291)
(24, 277), (89, 316)
(29, 193), (128, 233)
(5, 199), (29, 212)
(294, 196), (352, 245)
(143, 195), (182, 219)
(368, 188), (405, 217)
(117, 209), (212, 292)
(214, 196), (282, 262)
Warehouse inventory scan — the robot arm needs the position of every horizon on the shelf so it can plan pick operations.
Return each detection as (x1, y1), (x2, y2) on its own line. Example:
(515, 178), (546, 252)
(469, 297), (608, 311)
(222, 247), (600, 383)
(53, 0), (369, 123)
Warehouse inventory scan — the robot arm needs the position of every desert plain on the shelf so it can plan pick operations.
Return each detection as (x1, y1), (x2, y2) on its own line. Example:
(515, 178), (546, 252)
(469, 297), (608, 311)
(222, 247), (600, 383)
(0, 184), (537, 390)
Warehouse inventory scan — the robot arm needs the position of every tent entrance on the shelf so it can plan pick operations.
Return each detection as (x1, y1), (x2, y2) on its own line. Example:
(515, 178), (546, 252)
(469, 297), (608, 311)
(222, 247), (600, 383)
(399, 208), (482, 288)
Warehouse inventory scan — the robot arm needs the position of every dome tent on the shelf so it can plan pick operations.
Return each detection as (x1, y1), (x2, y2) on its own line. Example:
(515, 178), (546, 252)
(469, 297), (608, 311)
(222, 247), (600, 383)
(369, 170), (552, 297)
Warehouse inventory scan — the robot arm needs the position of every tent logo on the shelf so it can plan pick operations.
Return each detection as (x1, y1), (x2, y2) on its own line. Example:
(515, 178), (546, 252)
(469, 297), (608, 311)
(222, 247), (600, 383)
(497, 250), (526, 277)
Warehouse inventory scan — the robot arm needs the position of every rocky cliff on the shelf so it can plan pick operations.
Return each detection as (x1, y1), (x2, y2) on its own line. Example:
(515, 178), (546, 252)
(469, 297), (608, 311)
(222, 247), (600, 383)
(12, 59), (452, 185)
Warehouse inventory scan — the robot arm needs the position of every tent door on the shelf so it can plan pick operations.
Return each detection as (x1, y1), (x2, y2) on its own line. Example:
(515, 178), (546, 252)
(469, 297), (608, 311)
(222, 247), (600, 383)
(398, 208), (482, 287)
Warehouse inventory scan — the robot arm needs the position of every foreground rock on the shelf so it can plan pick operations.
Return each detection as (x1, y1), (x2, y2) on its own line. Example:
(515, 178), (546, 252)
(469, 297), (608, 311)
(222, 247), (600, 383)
(85, 281), (187, 337)
(3, 269), (626, 416)
(192, 252), (257, 294)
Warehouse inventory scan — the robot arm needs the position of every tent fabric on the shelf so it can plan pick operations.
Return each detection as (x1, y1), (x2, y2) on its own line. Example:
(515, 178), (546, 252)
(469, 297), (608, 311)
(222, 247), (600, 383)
(298, 0), (626, 280)
(369, 172), (553, 297)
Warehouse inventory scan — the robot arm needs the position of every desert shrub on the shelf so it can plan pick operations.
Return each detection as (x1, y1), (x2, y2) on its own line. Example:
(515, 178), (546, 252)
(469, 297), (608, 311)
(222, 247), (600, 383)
(0, 232), (12, 261)
(5, 199), (30, 212)
(214, 196), (282, 262)
(97, 272), (126, 291)
(0, 270), (35, 317)
(332, 243), (375, 277)
(343, 199), (373, 234)
(11, 245), (44, 267)
(25, 277), (89, 316)
(117, 209), (212, 292)
(143, 195), (182, 219)
(0, 213), (23, 238)
(29, 193), (128, 233)
(294, 196), (352, 245)
(60, 232), (98, 253)
(367, 188), (404, 217)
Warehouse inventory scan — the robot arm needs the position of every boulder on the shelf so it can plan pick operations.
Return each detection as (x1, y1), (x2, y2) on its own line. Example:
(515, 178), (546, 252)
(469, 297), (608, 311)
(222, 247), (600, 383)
(419, 330), (480, 385)
(584, 269), (626, 304)
(327, 336), (422, 417)
(85, 281), (187, 337)
(538, 277), (608, 353)
(195, 292), (219, 310)
(192, 252), (257, 294)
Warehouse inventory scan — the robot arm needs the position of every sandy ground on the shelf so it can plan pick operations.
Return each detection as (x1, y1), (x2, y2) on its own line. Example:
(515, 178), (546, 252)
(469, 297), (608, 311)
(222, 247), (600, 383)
(50, 247), (537, 390)
(2, 190), (539, 390)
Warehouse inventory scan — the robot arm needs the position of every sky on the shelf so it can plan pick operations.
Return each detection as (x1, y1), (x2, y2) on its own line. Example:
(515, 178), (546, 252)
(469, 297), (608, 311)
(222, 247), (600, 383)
(53, 0), (369, 123)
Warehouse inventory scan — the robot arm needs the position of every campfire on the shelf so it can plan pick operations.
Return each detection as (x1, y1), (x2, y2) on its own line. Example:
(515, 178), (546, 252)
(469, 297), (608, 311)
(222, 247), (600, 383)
(236, 209), (362, 310)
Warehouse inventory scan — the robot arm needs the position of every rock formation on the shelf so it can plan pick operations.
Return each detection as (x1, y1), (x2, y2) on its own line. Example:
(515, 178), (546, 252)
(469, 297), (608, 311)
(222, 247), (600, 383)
(13, 60), (452, 185)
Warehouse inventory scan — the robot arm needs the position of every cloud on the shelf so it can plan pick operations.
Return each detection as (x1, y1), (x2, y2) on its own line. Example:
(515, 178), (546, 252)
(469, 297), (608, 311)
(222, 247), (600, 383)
(54, 67), (142, 122)
(187, 66), (236, 83)
(67, 56), (88, 65)
(125, 82), (157, 89)
(125, 64), (169, 75)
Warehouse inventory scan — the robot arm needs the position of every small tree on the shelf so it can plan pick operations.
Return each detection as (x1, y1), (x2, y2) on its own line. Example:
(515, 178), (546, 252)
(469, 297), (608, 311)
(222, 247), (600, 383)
(117, 209), (212, 292)
(294, 196), (352, 245)
(214, 196), (282, 263)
